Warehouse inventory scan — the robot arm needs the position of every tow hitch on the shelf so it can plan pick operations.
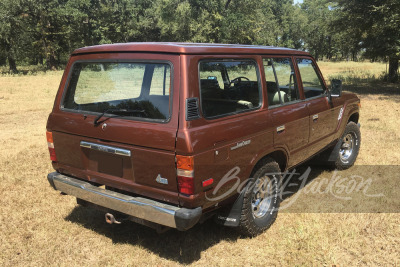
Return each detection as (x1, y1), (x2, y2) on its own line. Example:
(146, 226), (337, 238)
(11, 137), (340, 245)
(105, 213), (121, 224)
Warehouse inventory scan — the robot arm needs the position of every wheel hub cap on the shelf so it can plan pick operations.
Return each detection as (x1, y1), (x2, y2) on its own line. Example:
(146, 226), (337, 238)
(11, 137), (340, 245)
(339, 132), (355, 162)
(251, 176), (273, 218)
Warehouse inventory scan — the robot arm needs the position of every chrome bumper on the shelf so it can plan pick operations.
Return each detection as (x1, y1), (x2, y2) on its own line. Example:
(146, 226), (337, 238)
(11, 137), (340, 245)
(47, 172), (202, 231)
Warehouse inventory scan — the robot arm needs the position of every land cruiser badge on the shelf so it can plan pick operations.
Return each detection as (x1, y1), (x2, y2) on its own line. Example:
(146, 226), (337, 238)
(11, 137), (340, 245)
(231, 140), (251, 150)
(156, 174), (168, 185)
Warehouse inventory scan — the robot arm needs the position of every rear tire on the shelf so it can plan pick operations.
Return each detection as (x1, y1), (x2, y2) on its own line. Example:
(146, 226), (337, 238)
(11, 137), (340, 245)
(238, 158), (281, 237)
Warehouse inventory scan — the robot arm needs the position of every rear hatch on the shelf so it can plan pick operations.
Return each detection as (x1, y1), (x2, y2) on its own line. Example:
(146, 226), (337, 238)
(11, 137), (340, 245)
(46, 52), (181, 204)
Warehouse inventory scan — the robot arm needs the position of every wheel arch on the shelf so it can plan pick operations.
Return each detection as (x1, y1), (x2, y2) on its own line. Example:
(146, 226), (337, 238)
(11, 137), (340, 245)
(250, 149), (288, 177)
(348, 112), (359, 124)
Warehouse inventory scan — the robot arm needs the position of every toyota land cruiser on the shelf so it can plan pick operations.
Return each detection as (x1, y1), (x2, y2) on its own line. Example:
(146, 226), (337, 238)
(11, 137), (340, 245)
(46, 43), (361, 236)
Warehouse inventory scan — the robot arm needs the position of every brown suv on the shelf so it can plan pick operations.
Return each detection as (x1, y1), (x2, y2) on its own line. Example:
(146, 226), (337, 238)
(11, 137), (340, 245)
(46, 43), (361, 236)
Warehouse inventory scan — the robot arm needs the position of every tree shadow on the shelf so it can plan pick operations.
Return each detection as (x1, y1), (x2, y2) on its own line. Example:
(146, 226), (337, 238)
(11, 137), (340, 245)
(327, 72), (399, 99)
(343, 83), (400, 98)
(65, 206), (241, 264)
(0, 65), (64, 75)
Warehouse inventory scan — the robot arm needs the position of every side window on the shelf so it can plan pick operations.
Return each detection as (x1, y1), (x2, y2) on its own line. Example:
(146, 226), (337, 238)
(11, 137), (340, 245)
(263, 58), (300, 107)
(199, 60), (260, 118)
(296, 58), (326, 98)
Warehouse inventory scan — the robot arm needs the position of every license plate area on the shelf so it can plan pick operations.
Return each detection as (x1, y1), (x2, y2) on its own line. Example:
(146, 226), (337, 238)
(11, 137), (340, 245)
(80, 141), (132, 179)
(89, 151), (123, 177)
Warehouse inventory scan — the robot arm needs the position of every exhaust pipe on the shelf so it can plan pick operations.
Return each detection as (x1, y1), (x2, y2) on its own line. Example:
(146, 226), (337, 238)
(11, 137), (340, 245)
(105, 213), (121, 224)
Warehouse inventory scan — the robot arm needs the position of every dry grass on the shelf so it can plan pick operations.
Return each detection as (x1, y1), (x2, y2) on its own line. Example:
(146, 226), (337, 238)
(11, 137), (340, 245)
(0, 62), (399, 266)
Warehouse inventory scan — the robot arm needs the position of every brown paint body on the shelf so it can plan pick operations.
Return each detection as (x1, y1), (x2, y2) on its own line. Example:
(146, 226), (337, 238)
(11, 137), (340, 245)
(47, 43), (360, 210)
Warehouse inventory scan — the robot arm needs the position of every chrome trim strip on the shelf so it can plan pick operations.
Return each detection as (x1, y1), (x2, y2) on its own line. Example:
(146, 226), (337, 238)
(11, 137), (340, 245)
(80, 141), (131, 157)
(50, 173), (179, 228)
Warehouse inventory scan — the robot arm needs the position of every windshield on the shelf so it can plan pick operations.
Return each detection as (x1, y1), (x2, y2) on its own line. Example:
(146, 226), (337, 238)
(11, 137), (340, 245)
(62, 62), (172, 121)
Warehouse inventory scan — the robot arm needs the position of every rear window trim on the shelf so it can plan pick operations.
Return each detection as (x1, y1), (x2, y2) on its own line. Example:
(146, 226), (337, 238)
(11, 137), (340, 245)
(198, 58), (263, 120)
(60, 59), (174, 124)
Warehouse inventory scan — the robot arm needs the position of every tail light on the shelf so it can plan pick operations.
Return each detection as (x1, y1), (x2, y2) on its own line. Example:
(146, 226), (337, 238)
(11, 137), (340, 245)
(46, 131), (57, 162)
(176, 155), (194, 195)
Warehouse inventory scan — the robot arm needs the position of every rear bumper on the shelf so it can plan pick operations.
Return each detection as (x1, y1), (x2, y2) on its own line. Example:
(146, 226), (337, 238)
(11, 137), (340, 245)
(47, 172), (202, 231)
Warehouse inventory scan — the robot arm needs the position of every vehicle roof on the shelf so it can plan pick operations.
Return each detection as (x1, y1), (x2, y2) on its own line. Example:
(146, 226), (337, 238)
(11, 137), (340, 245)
(72, 42), (311, 56)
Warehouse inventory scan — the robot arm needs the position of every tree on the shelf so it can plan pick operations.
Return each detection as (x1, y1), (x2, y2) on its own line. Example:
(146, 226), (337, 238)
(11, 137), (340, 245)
(21, 0), (88, 69)
(336, 0), (400, 82)
(300, 0), (336, 60)
(0, 0), (28, 72)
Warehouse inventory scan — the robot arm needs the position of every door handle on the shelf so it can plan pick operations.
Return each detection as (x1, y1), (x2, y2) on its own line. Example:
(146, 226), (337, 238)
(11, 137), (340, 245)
(312, 114), (319, 121)
(277, 125), (285, 133)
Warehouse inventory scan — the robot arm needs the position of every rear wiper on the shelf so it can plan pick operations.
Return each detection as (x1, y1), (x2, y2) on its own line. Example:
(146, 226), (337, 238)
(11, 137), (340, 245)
(93, 108), (146, 125)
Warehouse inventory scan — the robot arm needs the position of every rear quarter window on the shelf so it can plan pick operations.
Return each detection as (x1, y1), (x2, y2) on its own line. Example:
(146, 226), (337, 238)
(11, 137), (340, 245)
(199, 59), (261, 119)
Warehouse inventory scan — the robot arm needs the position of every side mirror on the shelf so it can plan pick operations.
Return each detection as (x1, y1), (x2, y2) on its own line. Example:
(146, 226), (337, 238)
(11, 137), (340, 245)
(330, 79), (342, 97)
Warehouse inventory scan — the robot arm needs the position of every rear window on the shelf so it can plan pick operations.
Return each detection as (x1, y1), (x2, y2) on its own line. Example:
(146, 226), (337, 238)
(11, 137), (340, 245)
(62, 62), (172, 121)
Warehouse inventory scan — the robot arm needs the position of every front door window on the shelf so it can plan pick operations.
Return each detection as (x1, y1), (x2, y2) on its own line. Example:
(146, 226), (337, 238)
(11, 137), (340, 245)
(296, 58), (326, 99)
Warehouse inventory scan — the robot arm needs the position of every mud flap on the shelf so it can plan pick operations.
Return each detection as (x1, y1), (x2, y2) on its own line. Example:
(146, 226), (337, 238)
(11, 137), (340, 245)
(327, 139), (342, 162)
(214, 183), (250, 227)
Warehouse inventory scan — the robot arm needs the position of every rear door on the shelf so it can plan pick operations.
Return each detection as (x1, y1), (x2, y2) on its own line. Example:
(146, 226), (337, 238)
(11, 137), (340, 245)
(263, 57), (309, 167)
(47, 53), (181, 204)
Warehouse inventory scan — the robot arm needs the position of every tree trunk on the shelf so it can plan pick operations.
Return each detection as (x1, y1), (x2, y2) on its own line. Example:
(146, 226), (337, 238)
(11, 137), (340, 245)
(315, 51), (319, 61)
(388, 57), (399, 83)
(0, 53), (6, 66)
(7, 55), (17, 73)
(4, 41), (18, 73)
(38, 55), (43, 65)
(47, 53), (58, 70)
(225, 0), (231, 9)
(352, 51), (356, 62)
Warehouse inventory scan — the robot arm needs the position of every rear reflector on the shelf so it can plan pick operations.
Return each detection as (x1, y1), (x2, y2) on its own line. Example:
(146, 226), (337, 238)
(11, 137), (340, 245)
(176, 155), (194, 195)
(202, 178), (214, 187)
(46, 131), (57, 162)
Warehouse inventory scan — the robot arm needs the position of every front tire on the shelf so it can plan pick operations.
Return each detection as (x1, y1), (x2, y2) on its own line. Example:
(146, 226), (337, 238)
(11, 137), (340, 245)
(334, 121), (361, 170)
(238, 158), (281, 237)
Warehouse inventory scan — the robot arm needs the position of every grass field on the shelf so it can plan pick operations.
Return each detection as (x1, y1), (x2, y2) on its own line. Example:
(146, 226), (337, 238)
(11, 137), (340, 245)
(0, 62), (399, 266)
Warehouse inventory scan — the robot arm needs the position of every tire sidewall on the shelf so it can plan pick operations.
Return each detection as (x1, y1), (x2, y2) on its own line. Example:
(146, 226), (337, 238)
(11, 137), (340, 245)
(242, 160), (281, 233)
(336, 122), (361, 168)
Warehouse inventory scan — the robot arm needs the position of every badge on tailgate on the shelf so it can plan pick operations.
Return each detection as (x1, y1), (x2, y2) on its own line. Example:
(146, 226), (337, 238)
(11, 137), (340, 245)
(156, 174), (168, 185)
